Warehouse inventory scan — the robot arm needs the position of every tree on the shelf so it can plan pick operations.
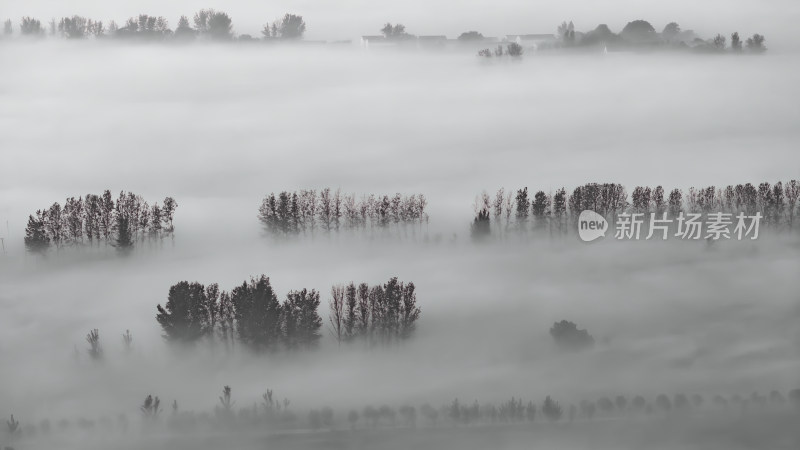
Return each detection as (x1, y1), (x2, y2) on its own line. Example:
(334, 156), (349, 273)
(712, 34), (726, 51)
(58, 16), (88, 39)
(731, 32), (742, 51)
(785, 180), (799, 229)
(122, 329), (133, 353)
(621, 20), (656, 42)
(557, 21), (575, 45)
(20, 17), (44, 36)
(276, 14), (306, 39)
(470, 208), (490, 240)
(3, 19), (12, 35)
(662, 22), (681, 40)
(114, 213), (133, 250)
(542, 396), (563, 422)
(398, 281), (421, 339)
(86, 329), (102, 360)
(668, 188), (683, 217)
(515, 187), (530, 230)
(141, 395), (162, 420)
(283, 289), (322, 349)
(531, 191), (549, 229)
(507, 42), (523, 56)
(156, 281), (213, 343)
(655, 394), (672, 412)
(194, 9), (232, 40)
(746, 34), (766, 52)
(329, 285), (345, 345)
(217, 290), (235, 350)
(231, 275), (282, 351)
(458, 31), (483, 40)
(343, 283), (358, 340)
(161, 197), (178, 233)
(174, 15), (194, 39)
(24, 213), (50, 253)
(550, 320), (594, 351)
(381, 23), (411, 40)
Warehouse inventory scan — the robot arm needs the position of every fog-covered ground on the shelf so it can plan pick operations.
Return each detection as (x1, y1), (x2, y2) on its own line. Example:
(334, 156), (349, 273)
(1, 35), (799, 450)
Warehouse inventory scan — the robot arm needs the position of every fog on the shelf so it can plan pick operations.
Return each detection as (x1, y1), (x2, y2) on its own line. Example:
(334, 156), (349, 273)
(1, 15), (800, 450)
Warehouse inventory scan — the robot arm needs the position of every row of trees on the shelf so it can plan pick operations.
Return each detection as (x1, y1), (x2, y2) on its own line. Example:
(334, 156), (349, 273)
(23, 191), (177, 253)
(0, 11), (306, 41)
(328, 278), (421, 346)
(554, 20), (766, 52)
(471, 180), (800, 239)
(258, 189), (428, 238)
(155, 276), (420, 351)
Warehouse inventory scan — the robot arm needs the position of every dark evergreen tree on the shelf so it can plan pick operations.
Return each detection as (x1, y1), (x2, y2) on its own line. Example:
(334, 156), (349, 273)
(470, 208), (490, 240)
(24, 212), (50, 253)
(515, 187), (530, 230)
(114, 212), (133, 250)
(282, 288), (322, 349)
(156, 281), (213, 343)
(343, 283), (358, 340)
(399, 281), (420, 339)
(542, 396), (563, 422)
(231, 275), (282, 351)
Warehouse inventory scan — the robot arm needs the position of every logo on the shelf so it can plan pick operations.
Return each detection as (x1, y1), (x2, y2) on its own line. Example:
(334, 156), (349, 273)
(578, 210), (608, 242)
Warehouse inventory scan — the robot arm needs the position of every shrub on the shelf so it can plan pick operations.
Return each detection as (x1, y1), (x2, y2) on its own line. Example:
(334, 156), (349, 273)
(550, 320), (595, 351)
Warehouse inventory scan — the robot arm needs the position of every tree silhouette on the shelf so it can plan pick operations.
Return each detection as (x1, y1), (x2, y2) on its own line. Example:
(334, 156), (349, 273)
(24, 213), (50, 253)
(156, 281), (213, 343)
(276, 14), (306, 39)
(542, 396), (563, 422)
(231, 275), (282, 351)
(550, 320), (594, 350)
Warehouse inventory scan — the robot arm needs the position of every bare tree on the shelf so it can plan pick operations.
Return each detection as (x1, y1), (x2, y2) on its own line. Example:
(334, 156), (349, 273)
(329, 285), (345, 345)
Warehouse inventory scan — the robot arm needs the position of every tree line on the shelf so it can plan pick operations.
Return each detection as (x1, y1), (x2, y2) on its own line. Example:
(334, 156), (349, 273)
(155, 276), (421, 352)
(471, 180), (800, 239)
(24, 191), (177, 253)
(258, 189), (428, 238)
(5, 385), (797, 443)
(1, 10), (306, 41)
(550, 19), (766, 53)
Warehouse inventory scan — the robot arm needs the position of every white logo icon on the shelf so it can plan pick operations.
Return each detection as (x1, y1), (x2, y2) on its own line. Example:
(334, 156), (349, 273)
(578, 210), (608, 242)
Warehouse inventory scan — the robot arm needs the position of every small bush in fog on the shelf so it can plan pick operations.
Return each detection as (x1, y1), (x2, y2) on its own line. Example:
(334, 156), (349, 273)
(122, 330), (133, 353)
(86, 329), (102, 360)
(219, 386), (235, 413)
(6, 414), (20, 436)
(140, 395), (162, 420)
(550, 320), (595, 351)
(507, 42), (523, 56)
